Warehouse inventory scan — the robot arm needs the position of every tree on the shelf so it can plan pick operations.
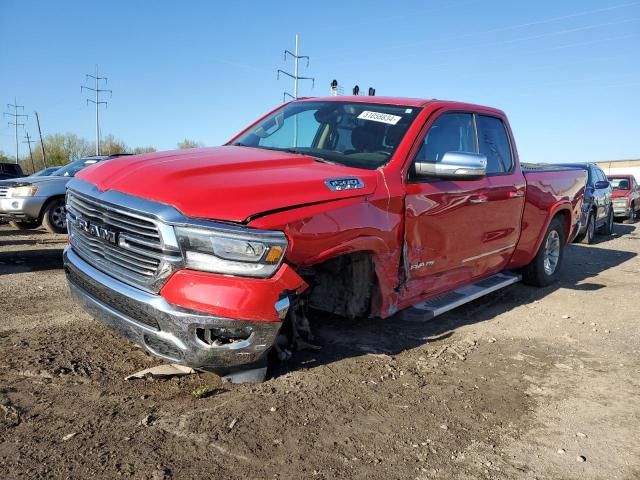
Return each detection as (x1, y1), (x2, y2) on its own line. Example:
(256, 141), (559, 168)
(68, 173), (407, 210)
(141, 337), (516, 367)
(0, 150), (12, 163)
(131, 146), (157, 154)
(100, 134), (128, 156)
(177, 139), (204, 149)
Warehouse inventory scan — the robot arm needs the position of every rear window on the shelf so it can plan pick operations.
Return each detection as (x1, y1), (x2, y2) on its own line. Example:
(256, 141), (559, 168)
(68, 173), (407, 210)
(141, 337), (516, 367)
(477, 116), (513, 174)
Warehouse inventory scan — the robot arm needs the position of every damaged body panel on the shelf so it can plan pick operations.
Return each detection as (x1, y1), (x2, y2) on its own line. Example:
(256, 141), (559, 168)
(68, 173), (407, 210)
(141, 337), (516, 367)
(64, 96), (587, 379)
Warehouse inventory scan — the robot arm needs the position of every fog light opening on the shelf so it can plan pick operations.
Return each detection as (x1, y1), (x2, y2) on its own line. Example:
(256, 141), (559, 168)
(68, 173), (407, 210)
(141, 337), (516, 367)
(196, 327), (251, 346)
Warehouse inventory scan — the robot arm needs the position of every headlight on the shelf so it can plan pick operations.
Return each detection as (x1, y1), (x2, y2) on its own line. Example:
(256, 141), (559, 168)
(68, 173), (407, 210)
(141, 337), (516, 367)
(8, 185), (38, 197)
(174, 226), (287, 277)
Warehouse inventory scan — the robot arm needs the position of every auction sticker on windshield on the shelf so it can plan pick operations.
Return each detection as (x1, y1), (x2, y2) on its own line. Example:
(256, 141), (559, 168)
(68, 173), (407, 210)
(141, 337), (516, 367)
(357, 111), (402, 125)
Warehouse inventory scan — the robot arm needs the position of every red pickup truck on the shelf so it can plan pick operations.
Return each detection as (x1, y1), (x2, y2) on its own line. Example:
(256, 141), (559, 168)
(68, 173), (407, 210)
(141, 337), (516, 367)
(608, 174), (640, 222)
(63, 97), (586, 382)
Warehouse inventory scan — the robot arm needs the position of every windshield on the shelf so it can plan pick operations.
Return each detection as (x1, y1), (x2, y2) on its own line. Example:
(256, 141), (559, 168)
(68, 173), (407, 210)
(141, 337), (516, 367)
(53, 158), (99, 177)
(609, 177), (630, 190)
(231, 101), (422, 170)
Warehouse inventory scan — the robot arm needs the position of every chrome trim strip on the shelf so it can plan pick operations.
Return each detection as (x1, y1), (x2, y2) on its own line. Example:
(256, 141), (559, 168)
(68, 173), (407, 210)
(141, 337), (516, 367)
(461, 244), (516, 264)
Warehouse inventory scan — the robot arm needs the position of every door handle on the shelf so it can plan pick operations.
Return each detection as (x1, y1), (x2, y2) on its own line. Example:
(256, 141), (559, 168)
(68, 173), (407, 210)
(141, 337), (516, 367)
(508, 190), (525, 199)
(469, 195), (488, 204)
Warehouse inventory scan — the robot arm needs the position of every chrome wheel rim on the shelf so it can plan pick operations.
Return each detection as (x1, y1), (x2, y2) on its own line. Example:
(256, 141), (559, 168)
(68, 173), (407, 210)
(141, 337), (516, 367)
(544, 230), (561, 275)
(51, 205), (66, 228)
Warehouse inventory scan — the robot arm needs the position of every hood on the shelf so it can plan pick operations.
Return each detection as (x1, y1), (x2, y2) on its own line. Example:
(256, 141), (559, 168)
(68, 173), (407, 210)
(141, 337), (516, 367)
(0, 176), (67, 187)
(611, 189), (632, 199)
(76, 146), (378, 223)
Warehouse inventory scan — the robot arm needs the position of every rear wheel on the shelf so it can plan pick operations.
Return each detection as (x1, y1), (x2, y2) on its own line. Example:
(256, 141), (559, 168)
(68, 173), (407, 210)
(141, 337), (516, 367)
(523, 217), (565, 287)
(9, 220), (41, 230)
(598, 207), (614, 235)
(581, 211), (596, 244)
(625, 202), (636, 224)
(41, 199), (67, 234)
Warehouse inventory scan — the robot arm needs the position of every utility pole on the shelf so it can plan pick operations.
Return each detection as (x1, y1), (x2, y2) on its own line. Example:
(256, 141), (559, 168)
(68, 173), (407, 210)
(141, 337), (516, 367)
(277, 34), (314, 102)
(34, 111), (48, 167)
(22, 132), (36, 173)
(3, 98), (28, 164)
(81, 65), (111, 155)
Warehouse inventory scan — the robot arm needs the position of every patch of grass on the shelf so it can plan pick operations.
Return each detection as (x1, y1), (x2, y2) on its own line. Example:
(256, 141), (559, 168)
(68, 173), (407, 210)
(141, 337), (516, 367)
(192, 385), (214, 399)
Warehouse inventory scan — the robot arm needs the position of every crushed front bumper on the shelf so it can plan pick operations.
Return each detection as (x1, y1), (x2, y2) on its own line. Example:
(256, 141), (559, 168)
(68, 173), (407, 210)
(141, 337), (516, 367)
(63, 246), (285, 370)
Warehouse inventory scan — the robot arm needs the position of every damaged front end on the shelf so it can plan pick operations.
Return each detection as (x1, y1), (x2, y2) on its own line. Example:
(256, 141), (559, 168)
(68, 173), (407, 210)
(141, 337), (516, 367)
(64, 247), (307, 382)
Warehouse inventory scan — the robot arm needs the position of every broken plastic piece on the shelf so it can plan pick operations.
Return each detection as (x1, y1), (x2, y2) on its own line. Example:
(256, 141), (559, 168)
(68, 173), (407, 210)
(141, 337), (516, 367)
(125, 363), (196, 380)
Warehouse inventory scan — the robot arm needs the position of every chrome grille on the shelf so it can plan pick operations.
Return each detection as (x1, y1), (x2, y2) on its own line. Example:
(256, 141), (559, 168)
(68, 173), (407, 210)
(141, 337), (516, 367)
(66, 189), (181, 292)
(0, 185), (9, 198)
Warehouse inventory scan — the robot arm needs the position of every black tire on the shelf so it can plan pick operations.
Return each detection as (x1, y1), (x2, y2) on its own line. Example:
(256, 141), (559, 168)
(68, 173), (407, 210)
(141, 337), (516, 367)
(598, 207), (614, 236)
(9, 220), (41, 230)
(523, 217), (565, 287)
(625, 202), (636, 224)
(581, 211), (596, 244)
(41, 198), (67, 234)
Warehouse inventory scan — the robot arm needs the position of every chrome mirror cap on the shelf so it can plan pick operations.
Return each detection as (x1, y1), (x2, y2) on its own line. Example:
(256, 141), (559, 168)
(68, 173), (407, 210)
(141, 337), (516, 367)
(415, 151), (487, 180)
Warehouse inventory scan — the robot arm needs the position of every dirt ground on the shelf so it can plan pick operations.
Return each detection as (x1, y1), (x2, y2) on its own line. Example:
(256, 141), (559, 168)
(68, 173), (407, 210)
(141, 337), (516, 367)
(0, 222), (639, 480)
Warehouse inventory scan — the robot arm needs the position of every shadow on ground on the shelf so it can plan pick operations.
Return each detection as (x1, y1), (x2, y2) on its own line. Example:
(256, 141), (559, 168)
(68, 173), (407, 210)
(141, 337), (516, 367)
(0, 248), (64, 274)
(274, 235), (637, 377)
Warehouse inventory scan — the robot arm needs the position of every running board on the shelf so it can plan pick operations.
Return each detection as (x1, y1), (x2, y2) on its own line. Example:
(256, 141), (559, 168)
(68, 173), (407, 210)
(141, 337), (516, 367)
(404, 272), (522, 322)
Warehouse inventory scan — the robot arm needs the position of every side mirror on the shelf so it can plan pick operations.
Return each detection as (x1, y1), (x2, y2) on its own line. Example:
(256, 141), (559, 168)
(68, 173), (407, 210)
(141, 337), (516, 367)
(594, 180), (610, 189)
(415, 151), (487, 180)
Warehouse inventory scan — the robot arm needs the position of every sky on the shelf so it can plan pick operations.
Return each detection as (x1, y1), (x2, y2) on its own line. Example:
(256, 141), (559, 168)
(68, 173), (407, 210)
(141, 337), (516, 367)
(0, 0), (639, 163)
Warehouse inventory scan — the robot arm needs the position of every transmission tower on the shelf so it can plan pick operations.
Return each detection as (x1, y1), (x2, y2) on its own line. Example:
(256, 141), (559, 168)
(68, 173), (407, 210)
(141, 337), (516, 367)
(277, 34), (314, 102)
(3, 98), (27, 164)
(81, 65), (112, 155)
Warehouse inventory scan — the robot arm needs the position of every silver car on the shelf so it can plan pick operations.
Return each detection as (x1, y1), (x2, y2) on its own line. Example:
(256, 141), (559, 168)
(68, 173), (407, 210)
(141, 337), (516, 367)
(0, 155), (126, 233)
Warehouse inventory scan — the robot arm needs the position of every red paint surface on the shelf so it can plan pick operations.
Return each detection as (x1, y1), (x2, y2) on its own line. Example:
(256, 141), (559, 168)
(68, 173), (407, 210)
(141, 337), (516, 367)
(161, 264), (307, 322)
(80, 96), (587, 320)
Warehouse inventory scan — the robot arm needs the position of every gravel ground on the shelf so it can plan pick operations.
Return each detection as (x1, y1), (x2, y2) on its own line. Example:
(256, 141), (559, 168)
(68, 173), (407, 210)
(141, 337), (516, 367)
(0, 222), (639, 479)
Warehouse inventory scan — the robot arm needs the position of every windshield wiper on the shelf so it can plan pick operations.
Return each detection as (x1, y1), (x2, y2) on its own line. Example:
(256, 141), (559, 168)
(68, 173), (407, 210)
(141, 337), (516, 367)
(231, 143), (336, 164)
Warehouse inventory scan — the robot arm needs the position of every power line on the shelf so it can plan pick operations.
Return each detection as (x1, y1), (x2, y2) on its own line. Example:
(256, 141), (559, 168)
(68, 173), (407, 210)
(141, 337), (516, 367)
(34, 111), (47, 167)
(81, 65), (111, 155)
(3, 97), (28, 164)
(22, 131), (36, 172)
(277, 34), (315, 102)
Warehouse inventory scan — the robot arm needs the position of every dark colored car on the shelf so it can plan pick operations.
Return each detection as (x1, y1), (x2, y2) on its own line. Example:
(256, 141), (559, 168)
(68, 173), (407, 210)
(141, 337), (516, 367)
(0, 163), (25, 180)
(555, 163), (614, 244)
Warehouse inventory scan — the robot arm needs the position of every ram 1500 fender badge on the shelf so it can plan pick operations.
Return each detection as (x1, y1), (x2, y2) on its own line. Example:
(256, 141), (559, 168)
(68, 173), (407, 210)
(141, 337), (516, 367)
(324, 177), (365, 191)
(410, 260), (435, 270)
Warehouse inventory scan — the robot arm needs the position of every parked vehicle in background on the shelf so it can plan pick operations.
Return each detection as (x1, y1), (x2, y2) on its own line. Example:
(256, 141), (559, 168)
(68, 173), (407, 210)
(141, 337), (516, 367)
(555, 162), (614, 244)
(0, 155), (129, 234)
(0, 163), (25, 180)
(608, 174), (639, 223)
(28, 166), (61, 178)
(63, 96), (587, 382)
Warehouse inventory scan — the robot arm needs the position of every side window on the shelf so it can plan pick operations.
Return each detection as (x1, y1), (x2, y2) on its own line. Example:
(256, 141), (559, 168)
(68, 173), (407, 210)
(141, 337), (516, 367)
(477, 115), (513, 174)
(415, 113), (475, 163)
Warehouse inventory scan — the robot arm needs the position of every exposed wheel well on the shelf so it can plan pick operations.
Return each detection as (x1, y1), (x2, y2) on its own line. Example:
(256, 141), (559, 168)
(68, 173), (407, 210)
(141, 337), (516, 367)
(302, 252), (376, 320)
(553, 209), (571, 240)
